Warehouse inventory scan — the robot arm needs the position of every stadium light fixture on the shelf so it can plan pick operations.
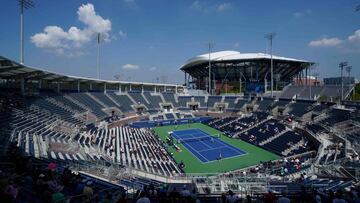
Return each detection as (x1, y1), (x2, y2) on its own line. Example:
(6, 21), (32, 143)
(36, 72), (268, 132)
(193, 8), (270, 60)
(339, 61), (348, 100)
(265, 33), (276, 97)
(346, 66), (352, 100)
(18, 0), (34, 65)
(207, 42), (215, 95)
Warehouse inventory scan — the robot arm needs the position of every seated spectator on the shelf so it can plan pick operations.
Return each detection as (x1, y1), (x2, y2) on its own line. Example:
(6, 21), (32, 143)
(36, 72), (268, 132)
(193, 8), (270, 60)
(136, 191), (150, 203)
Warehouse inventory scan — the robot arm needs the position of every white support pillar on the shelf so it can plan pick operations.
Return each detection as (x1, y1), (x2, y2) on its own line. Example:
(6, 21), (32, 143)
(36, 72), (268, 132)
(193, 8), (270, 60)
(154, 86), (157, 93)
(175, 86), (178, 94)
(90, 83), (93, 90)
(104, 83), (107, 93)
(164, 85), (166, 92)
(38, 79), (42, 89)
(77, 81), (80, 92)
(141, 85), (144, 93)
(119, 84), (121, 93)
(129, 84), (132, 91)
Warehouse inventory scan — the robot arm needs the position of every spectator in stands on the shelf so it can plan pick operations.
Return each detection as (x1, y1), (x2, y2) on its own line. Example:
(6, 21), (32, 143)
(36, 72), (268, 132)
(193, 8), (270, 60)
(136, 191), (151, 203)
(83, 181), (94, 201)
(246, 195), (252, 203)
(180, 185), (190, 197)
(226, 190), (239, 203)
(264, 189), (277, 203)
(277, 191), (290, 203)
(333, 190), (347, 203)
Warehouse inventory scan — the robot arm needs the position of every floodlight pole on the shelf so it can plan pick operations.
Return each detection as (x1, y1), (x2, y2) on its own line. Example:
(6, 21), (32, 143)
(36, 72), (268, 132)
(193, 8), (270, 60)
(97, 33), (101, 80)
(20, 3), (24, 64)
(346, 66), (352, 100)
(265, 33), (276, 97)
(19, 0), (34, 65)
(339, 62), (348, 100)
(208, 42), (212, 95)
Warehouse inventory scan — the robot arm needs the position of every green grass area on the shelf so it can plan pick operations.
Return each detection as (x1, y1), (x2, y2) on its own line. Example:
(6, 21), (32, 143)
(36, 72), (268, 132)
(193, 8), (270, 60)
(154, 123), (280, 174)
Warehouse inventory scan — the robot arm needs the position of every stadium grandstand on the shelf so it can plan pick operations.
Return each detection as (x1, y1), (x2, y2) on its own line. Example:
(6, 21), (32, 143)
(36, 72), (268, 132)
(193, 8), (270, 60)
(1, 1), (360, 203)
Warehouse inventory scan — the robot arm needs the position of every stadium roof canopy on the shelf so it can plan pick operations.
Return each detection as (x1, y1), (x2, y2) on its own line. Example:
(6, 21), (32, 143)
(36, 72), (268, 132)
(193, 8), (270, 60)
(180, 50), (314, 82)
(0, 56), (182, 88)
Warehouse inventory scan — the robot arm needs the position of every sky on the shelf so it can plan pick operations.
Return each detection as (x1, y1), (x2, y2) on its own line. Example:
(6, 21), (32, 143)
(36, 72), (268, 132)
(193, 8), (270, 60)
(0, 0), (359, 85)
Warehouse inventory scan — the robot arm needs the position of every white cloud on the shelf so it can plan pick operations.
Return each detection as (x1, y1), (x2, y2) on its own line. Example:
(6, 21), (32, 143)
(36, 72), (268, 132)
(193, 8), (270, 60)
(234, 42), (240, 48)
(293, 9), (312, 18)
(190, 1), (202, 10)
(217, 2), (231, 12)
(119, 30), (127, 39)
(30, 3), (112, 56)
(123, 0), (135, 4)
(308, 37), (343, 47)
(308, 29), (360, 52)
(190, 1), (231, 13)
(149, 67), (157, 71)
(122, 64), (139, 70)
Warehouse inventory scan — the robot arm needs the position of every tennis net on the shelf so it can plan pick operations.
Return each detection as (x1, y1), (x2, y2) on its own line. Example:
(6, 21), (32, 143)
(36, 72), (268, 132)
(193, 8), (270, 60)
(176, 136), (217, 143)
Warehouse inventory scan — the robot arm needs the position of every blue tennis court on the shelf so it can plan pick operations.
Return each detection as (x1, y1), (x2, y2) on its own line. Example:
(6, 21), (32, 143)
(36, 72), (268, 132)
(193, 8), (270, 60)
(171, 128), (246, 163)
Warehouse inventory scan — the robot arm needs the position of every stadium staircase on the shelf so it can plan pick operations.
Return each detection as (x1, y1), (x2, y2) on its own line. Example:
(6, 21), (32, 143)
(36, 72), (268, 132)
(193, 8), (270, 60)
(141, 92), (151, 105)
(158, 92), (166, 103)
(64, 95), (90, 111)
(86, 92), (107, 108)
(105, 93), (122, 107)
(125, 92), (137, 105)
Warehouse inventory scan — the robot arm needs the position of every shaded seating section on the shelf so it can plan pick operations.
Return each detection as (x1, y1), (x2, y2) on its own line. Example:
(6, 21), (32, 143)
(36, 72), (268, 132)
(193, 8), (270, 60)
(177, 96), (192, 109)
(193, 96), (207, 109)
(280, 85), (305, 98)
(263, 131), (303, 155)
(255, 98), (274, 111)
(29, 98), (82, 125)
(271, 99), (290, 109)
(234, 99), (248, 110)
(207, 96), (222, 109)
(128, 91), (150, 108)
(321, 108), (351, 125)
(299, 86), (323, 98)
(238, 119), (286, 145)
(305, 123), (327, 134)
(108, 94), (134, 112)
(224, 96), (236, 110)
(162, 92), (179, 107)
(50, 95), (86, 113)
(165, 113), (175, 120)
(91, 92), (118, 107)
(287, 101), (315, 118)
(68, 93), (107, 118)
(143, 92), (162, 109)
(208, 112), (269, 136)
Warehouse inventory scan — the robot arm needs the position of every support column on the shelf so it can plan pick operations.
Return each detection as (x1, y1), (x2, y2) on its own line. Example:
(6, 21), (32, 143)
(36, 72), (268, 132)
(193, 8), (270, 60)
(57, 82), (60, 93)
(129, 84), (132, 91)
(119, 84), (121, 93)
(141, 85), (144, 93)
(164, 85), (166, 92)
(38, 79), (42, 89)
(77, 81), (80, 93)
(20, 77), (25, 96)
(185, 72), (187, 87)
(90, 83), (93, 90)
(154, 86), (157, 93)
(104, 83), (107, 93)
(175, 86), (178, 94)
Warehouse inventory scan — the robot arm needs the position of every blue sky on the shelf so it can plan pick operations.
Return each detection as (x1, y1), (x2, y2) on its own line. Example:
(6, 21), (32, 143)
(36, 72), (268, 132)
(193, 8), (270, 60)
(0, 0), (359, 84)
